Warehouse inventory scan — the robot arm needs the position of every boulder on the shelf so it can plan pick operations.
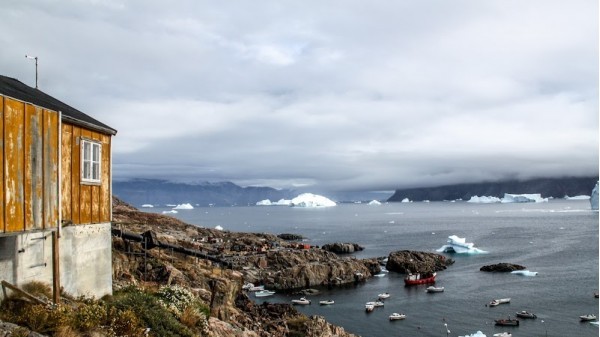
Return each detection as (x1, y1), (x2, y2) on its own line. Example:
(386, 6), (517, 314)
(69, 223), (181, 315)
(386, 250), (453, 274)
(277, 233), (304, 241)
(480, 263), (526, 272)
(321, 243), (364, 254)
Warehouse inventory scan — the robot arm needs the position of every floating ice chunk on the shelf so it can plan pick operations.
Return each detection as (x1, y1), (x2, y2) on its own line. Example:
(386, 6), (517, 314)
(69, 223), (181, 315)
(437, 235), (487, 254)
(162, 210), (178, 214)
(564, 195), (590, 200)
(256, 199), (273, 206)
(501, 193), (548, 203)
(511, 270), (538, 276)
(401, 198), (411, 203)
(459, 331), (486, 337)
(173, 203), (194, 209)
(215, 225), (224, 231)
(290, 193), (336, 207)
(368, 200), (381, 205)
(141, 204), (154, 208)
(467, 196), (501, 203)
(256, 199), (293, 206)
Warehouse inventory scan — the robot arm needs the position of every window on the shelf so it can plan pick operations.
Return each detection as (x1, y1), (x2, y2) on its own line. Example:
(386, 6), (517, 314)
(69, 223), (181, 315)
(81, 139), (101, 183)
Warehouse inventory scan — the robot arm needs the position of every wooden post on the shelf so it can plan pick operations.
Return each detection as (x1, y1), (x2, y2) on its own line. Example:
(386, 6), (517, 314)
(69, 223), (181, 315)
(52, 230), (60, 304)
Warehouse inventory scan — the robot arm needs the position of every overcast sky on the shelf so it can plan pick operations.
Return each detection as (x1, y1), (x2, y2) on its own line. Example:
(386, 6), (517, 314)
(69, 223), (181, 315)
(1, 1), (598, 193)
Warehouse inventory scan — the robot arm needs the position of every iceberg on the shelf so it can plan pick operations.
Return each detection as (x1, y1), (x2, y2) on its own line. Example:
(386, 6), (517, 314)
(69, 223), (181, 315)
(591, 182), (599, 210)
(215, 225), (224, 231)
(467, 196), (501, 203)
(437, 235), (487, 254)
(459, 331), (486, 337)
(173, 203), (194, 209)
(256, 198), (293, 206)
(256, 199), (273, 206)
(401, 198), (411, 203)
(368, 200), (381, 205)
(501, 193), (548, 203)
(564, 195), (590, 200)
(511, 270), (538, 276)
(290, 193), (336, 208)
(162, 210), (178, 214)
(141, 204), (154, 208)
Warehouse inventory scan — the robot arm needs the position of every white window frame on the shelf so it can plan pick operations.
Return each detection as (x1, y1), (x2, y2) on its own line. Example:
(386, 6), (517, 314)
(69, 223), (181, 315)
(81, 139), (102, 184)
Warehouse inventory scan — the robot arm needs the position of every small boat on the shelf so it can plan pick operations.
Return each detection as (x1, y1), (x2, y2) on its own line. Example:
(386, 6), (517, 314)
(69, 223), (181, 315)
(492, 333), (512, 337)
(248, 285), (265, 292)
(254, 290), (276, 297)
(291, 297), (311, 305)
(389, 313), (406, 321)
(579, 314), (597, 321)
(378, 292), (391, 299)
(373, 301), (385, 307)
(319, 300), (335, 305)
(426, 286), (444, 293)
(365, 303), (375, 312)
(489, 298), (511, 307)
(374, 273), (386, 277)
(404, 272), (436, 285)
(515, 310), (537, 319)
(495, 317), (519, 326)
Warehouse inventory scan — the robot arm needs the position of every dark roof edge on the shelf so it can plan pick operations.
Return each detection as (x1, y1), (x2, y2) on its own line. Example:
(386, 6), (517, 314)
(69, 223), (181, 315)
(62, 114), (118, 136)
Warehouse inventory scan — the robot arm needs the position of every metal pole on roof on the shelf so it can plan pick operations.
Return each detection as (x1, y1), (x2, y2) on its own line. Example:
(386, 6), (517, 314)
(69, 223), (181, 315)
(25, 55), (38, 88)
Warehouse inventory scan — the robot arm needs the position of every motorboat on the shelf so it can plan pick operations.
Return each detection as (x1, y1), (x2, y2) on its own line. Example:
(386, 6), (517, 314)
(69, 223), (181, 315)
(319, 300), (335, 305)
(495, 317), (519, 326)
(515, 310), (537, 319)
(378, 292), (391, 299)
(489, 298), (511, 307)
(404, 272), (436, 285)
(291, 297), (311, 305)
(389, 313), (406, 321)
(248, 285), (265, 292)
(373, 301), (384, 307)
(579, 314), (597, 321)
(254, 290), (275, 297)
(365, 303), (374, 312)
(492, 333), (512, 337)
(426, 286), (444, 293)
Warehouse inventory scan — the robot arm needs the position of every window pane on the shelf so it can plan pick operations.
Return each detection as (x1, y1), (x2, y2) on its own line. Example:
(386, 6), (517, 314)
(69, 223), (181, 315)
(93, 143), (100, 162)
(83, 142), (90, 161)
(83, 162), (90, 179)
(92, 162), (99, 180)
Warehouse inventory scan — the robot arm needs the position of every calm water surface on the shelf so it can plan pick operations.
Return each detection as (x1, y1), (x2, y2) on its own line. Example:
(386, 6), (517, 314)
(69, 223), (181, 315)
(146, 200), (599, 337)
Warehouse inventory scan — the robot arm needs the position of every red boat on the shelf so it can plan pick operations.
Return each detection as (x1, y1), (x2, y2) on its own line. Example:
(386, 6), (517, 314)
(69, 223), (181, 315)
(404, 272), (436, 285)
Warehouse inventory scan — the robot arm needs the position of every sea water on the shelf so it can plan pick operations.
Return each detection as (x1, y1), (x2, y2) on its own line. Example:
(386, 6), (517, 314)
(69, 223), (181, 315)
(145, 199), (599, 337)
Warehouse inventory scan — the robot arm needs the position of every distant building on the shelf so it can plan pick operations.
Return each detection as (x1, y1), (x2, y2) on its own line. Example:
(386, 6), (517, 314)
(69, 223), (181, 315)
(0, 75), (117, 300)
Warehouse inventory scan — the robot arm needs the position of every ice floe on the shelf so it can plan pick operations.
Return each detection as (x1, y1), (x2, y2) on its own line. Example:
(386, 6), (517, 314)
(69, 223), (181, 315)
(459, 331), (486, 337)
(368, 200), (381, 205)
(437, 235), (487, 254)
(502, 193), (548, 203)
(511, 270), (538, 276)
(467, 196), (501, 203)
(215, 225), (224, 231)
(141, 204), (154, 208)
(173, 203), (194, 209)
(162, 210), (178, 214)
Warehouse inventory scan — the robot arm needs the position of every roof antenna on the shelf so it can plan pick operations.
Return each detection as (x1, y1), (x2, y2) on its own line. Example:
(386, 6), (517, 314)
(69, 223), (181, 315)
(25, 55), (38, 89)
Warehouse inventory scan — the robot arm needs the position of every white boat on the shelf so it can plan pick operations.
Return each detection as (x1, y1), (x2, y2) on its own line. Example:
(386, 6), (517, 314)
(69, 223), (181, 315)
(389, 313), (406, 321)
(492, 333), (512, 337)
(373, 301), (384, 307)
(365, 303), (375, 312)
(580, 314), (597, 321)
(426, 286), (444, 293)
(489, 298), (511, 306)
(378, 292), (391, 299)
(254, 290), (275, 297)
(291, 297), (311, 305)
(319, 300), (335, 305)
(248, 285), (265, 292)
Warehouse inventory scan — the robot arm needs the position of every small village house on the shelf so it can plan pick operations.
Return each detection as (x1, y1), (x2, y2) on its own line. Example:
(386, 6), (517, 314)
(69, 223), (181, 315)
(0, 75), (117, 301)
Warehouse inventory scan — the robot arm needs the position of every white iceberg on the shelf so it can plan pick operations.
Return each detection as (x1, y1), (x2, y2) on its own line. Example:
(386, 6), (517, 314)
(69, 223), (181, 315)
(437, 235), (487, 254)
(215, 225), (224, 231)
(467, 196), (501, 203)
(401, 198), (411, 203)
(591, 182), (599, 210)
(564, 195), (590, 200)
(162, 210), (178, 214)
(290, 193), (336, 208)
(459, 331), (486, 337)
(256, 198), (293, 206)
(368, 200), (381, 205)
(173, 203), (194, 209)
(141, 204), (154, 208)
(501, 193), (548, 203)
(511, 270), (538, 276)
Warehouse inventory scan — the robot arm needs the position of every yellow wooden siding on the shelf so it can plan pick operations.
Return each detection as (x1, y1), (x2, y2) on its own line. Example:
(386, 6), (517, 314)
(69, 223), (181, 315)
(60, 124), (112, 225)
(24, 104), (43, 230)
(4, 99), (26, 232)
(0, 96), (4, 233)
(44, 110), (59, 229)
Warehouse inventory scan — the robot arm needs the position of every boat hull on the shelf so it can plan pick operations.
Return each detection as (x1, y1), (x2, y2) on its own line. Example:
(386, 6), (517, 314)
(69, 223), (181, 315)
(404, 273), (436, 285)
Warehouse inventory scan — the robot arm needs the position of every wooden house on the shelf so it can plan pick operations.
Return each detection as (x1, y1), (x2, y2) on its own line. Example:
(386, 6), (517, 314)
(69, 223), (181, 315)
(0, 75), (117, 300)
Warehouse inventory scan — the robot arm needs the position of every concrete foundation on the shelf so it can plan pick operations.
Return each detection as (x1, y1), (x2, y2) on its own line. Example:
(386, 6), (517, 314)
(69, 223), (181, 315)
(0, 223), (112, 299)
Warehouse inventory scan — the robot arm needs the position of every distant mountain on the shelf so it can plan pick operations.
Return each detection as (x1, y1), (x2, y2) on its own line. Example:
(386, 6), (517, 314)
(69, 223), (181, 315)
(113, 179), (296, 207)
(387, 176), (599, 202)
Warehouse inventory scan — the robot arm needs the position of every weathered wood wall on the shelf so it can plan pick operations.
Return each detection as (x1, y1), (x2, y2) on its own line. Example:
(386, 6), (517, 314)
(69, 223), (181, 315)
(60, 123), (111, 225)
(1, 96), (59, 233)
